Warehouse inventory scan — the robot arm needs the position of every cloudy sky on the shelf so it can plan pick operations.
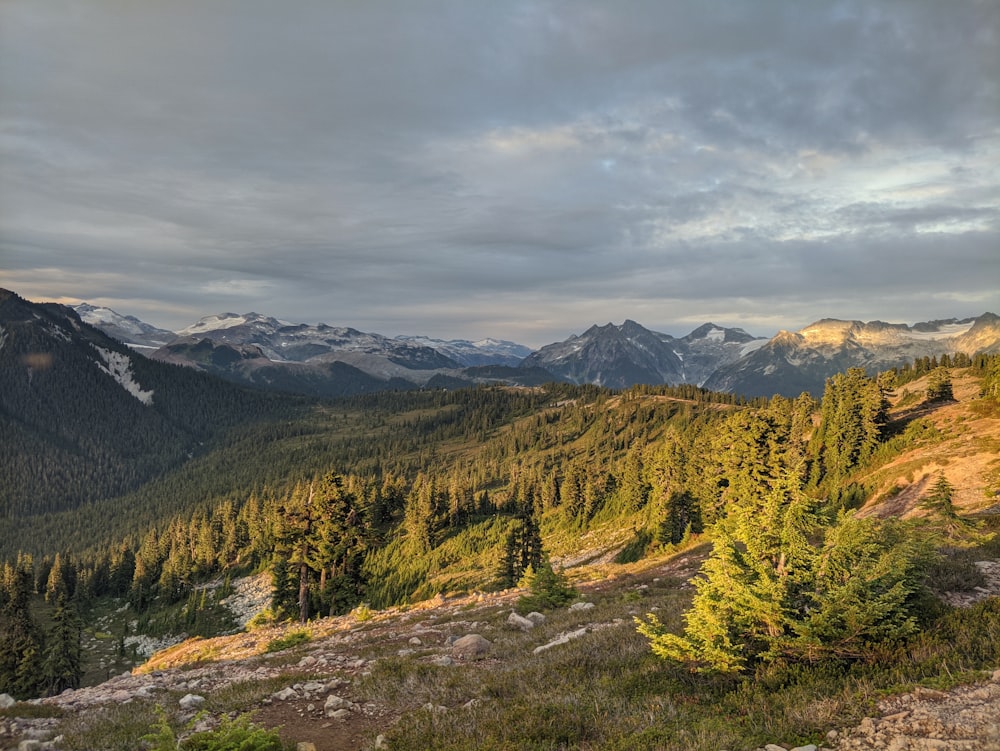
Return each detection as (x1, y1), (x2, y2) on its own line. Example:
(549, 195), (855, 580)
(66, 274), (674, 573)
(1, 1), (998, 347)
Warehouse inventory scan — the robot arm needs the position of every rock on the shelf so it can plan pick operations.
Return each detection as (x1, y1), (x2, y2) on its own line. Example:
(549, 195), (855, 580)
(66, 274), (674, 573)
(569, 601), (595, 611)
(17, 741), (42, 751)
(302, 681), (325, 694)
(433, 656), (455, 667)
(324, 694), (352, 717)
(790, 745), (817, 751)
(452, 634), (491, 660)
(273, 687), (298, 701)
(296, 743), (318, 751)
(298, 655), (317, 667)
(0, 693), (15, 709)
(533, 627), (589, 654)
(507, 611), (536, 631)
(178, 693), (205, 710)
(374, 735), (389, 749)
(525, 612), (546, 625)
(329, 708), (352, 721)
(408, 636), (422, 646)
(764, 744), (787, 751)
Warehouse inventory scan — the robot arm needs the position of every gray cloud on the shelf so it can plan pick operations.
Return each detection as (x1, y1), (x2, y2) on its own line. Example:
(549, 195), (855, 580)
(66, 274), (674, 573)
(2, 0), (998, 347)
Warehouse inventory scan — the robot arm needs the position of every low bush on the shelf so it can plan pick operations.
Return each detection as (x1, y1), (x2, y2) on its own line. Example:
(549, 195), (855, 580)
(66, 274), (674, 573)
(264, 629), (310, 653)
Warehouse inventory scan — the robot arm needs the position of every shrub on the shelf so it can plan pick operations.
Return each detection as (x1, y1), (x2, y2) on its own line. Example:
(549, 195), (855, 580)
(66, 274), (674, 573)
(514, 562), (577, 614)
(264, 629), (310, 653)
(145, 710), (289, 751)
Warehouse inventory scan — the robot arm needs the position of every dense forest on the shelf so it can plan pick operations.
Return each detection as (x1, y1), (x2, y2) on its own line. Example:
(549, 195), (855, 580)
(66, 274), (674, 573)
(1, 350), (998, 698)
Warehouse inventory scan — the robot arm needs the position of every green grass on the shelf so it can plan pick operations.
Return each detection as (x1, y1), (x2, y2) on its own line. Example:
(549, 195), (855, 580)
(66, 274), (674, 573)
(347, 573), (1000, 751)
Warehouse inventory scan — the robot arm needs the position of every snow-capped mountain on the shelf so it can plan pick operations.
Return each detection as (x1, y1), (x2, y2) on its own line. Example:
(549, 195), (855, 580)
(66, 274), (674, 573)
(172, 312), (459, 370)
(66, 298), (1000, 399)
(149, 311), (549, 397)
(72, 303), (176, 349)
(520, 320), (764, 389)
(703, 314), (1000, 397)
(394, 335), (532, 367)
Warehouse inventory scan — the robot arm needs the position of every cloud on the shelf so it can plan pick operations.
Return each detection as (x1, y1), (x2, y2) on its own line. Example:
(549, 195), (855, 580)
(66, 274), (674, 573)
(1, 0), (998, 347)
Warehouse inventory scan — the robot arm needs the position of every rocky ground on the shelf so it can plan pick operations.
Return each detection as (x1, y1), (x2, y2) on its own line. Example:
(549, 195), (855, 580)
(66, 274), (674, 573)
(2, 555), (999, 751)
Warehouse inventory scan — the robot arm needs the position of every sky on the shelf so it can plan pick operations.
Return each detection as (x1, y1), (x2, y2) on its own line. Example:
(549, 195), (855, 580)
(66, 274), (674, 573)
(1, 1), (998, 348)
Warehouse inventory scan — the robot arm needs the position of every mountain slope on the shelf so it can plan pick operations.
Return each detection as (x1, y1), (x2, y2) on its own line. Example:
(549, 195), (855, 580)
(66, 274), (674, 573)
(72, 303), (176, 349)
(521, 320), (762, 388)
(0, 289), (293, 519)
(149, 313), (552, 396)
(704, 313), (1000, 397)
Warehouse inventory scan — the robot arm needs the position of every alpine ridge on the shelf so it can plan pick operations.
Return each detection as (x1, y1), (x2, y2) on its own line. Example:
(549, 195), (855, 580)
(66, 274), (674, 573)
(49, 294), (1000, 399)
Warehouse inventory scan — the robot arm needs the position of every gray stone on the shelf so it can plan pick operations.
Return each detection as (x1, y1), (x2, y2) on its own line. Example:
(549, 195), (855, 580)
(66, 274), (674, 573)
(452, 634), (491, 660)
(507, 611), (535, 631)
(408, 636), (422, 645)
(329, 708), (352, 721)
(324, 694), (352, 716)
(17, 741), (42, 751)
(273, 687), (298, 701)
(0, 693), (15, 709)
(433, 656), (455, 667)
(790, 746), (817, 751)
(178, 693), (205, 710)
(525, 612), (546, 625)
(569, 601), (595, 611)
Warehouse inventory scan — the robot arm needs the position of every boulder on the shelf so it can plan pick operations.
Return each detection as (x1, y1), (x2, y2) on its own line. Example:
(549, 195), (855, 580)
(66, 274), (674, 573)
(178, 693), (205, 710)
(324, 694), (353, 717)
(507, 611), (535, 631)
(525, 612), (547, 625)
(451, 634), (491, 660)
(569, 601), (594, 612)
(0, 693), (15, 709)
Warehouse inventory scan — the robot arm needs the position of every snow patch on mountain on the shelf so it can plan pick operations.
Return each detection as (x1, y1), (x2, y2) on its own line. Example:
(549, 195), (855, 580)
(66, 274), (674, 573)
(92, 346), (154, 404)
(740, 339), (769, 356)
(904, 322), (975, 340)
(179, 313), (254, 335)
(395, 335), (532, 367)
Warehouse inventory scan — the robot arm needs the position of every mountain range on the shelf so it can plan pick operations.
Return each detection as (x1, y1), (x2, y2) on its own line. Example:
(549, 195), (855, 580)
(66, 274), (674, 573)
(69, 297), (1000, 398)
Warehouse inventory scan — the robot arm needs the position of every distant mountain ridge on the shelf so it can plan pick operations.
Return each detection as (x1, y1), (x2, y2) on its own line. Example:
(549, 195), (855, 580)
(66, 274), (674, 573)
(521, 319), (764, 389)
(704, 314), (1000, 397)
(67, 297), (1000, 399)
(73, 303), (176, 349)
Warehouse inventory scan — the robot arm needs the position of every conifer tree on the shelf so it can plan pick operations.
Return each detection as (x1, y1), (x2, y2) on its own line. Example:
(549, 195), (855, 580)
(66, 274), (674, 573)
(638, 467), (937, 673)
(42, 594), (82, 695)
(925, 367), (954, 403)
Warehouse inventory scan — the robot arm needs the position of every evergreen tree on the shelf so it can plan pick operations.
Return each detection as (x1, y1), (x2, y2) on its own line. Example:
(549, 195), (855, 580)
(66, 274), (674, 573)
(925, 367), (954, 403)
(638, 469), (937, 673)
(0, 556), (45, 698)
(42, 594), (82, 695)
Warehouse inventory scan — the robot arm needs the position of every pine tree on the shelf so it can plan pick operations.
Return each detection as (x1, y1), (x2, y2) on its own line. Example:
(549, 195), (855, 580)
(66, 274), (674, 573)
(925, 367), (954, 403)
(638, 472), (937, 673)
(42, 595), (82, 695)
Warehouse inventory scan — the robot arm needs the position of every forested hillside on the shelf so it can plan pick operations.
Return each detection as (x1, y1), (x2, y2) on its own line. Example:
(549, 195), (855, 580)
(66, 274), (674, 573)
(0, 289), (304, 520)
